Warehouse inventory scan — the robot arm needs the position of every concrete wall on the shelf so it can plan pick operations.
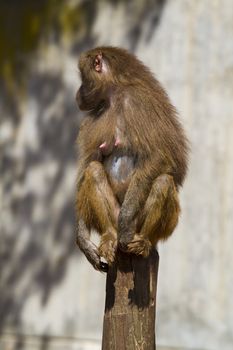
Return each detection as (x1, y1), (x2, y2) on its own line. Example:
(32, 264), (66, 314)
(1, 1), (233, 349)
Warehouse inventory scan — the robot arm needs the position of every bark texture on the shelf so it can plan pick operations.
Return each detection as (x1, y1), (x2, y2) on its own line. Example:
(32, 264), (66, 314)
(102, 248), (159, 350)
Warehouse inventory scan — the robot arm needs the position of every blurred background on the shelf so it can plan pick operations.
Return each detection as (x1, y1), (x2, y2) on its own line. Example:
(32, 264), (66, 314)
(0, 0), (233, 349)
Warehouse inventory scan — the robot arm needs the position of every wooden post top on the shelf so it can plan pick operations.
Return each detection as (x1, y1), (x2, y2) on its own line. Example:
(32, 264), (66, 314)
(102, 248), (159, 350)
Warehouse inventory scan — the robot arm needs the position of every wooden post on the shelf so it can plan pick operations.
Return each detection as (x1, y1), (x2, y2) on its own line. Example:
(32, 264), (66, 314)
(102, 248), (159, 350)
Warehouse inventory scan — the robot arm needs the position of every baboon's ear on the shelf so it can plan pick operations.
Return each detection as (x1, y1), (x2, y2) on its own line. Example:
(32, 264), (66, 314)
(93, 53), (103, 73)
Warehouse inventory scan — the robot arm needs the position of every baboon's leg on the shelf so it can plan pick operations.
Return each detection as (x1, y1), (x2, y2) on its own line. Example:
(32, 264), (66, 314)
(76, 161), (120, 266)
(127, 174), (180, 257)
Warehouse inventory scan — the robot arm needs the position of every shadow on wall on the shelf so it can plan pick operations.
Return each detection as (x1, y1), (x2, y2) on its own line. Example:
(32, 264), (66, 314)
(0, 0), (166, 339)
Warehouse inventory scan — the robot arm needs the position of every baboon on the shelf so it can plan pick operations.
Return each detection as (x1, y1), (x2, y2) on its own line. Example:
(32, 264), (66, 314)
(75, 47), (189, 271)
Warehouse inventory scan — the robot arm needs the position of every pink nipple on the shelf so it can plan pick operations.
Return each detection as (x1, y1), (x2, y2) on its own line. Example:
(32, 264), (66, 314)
(115, 138), (121, 147)
(99, 142), (107, 149)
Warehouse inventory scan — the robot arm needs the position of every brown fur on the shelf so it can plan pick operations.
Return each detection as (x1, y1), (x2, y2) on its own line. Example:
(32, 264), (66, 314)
(75, 47), (189, 271)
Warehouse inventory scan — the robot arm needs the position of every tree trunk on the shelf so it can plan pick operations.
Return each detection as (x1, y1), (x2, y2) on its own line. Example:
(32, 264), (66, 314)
(102, 248), (159, 350)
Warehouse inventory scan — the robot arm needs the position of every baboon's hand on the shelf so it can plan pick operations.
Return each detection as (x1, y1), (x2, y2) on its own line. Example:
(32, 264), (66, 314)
(76, 223), (108, 272)
(80, 240), (108, 272)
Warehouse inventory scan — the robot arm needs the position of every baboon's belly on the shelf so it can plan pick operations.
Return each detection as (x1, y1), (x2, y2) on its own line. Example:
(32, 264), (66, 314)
(103, 155), (135, 203)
